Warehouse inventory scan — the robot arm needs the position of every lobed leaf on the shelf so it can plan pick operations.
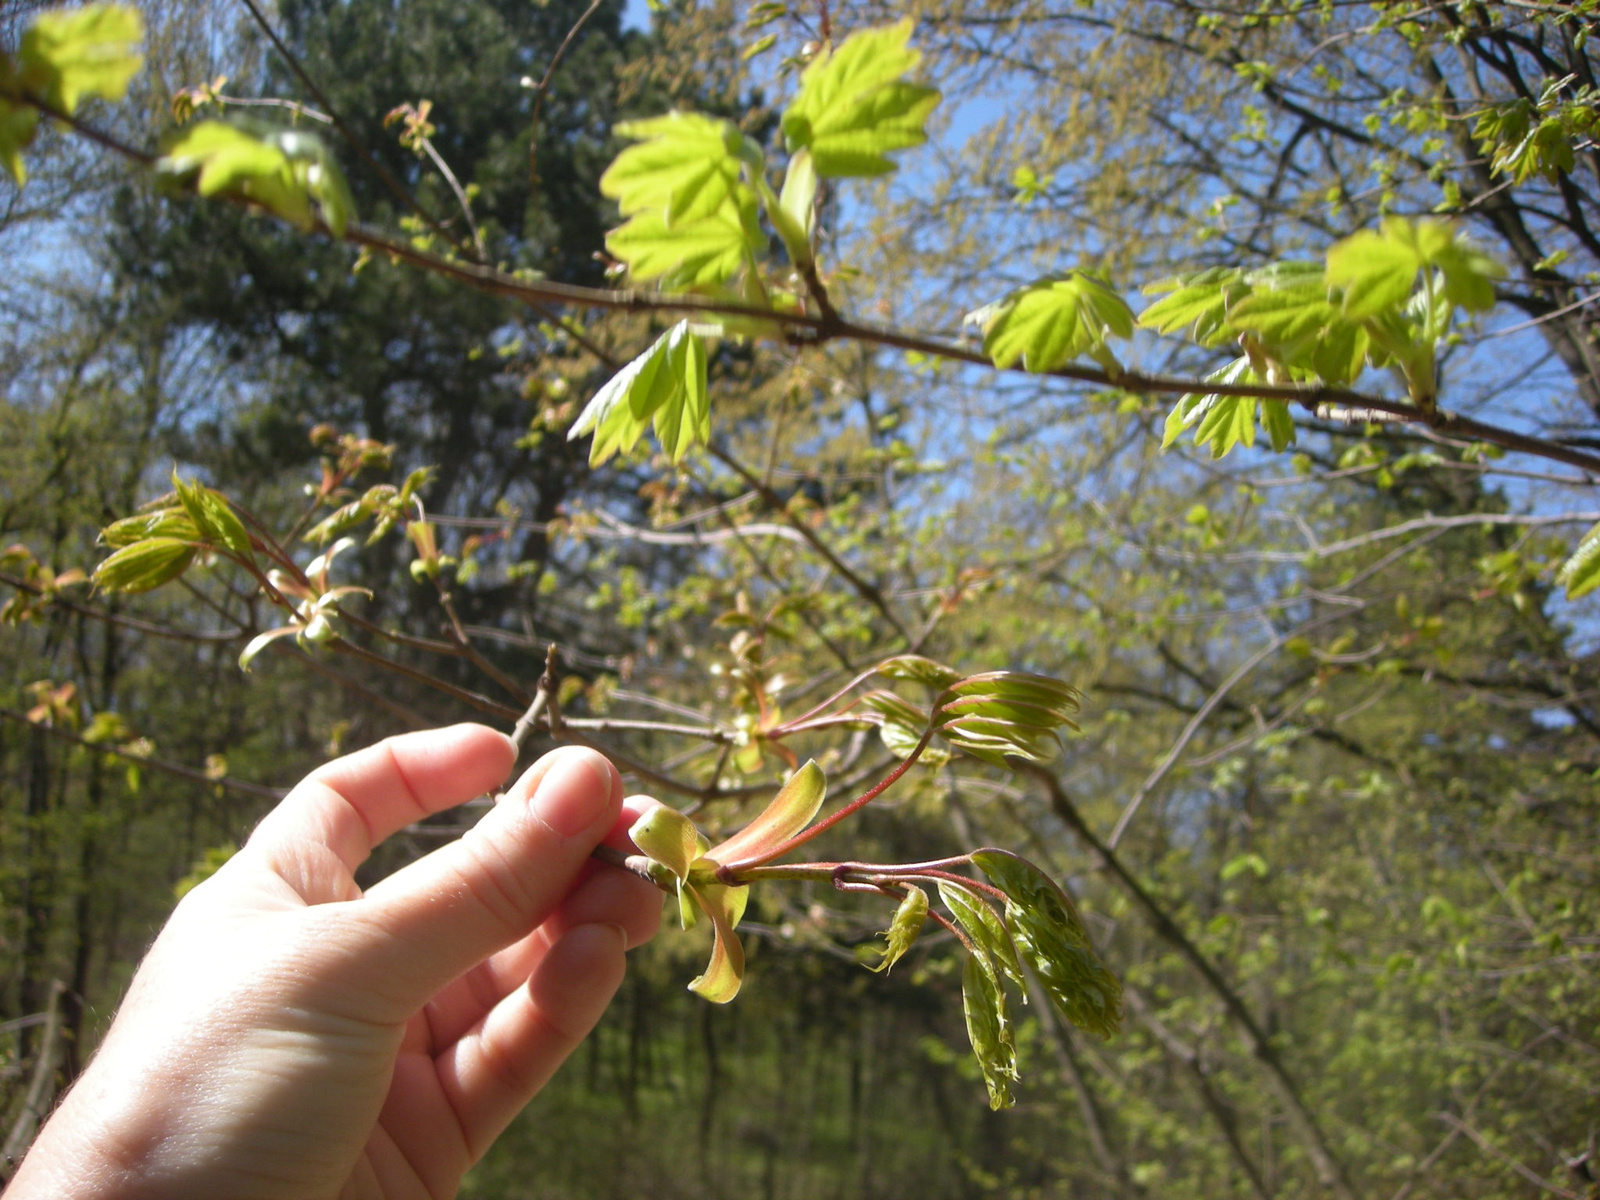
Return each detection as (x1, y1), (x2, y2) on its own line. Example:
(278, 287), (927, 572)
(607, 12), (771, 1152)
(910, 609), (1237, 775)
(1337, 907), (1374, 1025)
(977, 273), (1134, 374)
(602, 112), (754, 226)
(1325, 216), (1502, 320)
(173, 472), (252, 556)
(19, 4), (144, 114)
(973, 849), (1123, 1040)
(780, 19), (939, 178)
(568, 321), (710, 465)
(870, 885), (928, 973)
(99, 507), (199, 548)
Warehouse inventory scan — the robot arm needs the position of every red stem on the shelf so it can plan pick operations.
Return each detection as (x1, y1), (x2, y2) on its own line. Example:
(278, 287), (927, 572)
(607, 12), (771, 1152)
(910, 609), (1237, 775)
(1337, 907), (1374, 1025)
(729, 727), (934, 869)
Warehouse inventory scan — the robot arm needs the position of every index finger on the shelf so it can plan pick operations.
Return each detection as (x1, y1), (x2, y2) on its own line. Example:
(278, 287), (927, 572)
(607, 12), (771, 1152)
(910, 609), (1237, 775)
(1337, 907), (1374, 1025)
(248, 724), (516, 886)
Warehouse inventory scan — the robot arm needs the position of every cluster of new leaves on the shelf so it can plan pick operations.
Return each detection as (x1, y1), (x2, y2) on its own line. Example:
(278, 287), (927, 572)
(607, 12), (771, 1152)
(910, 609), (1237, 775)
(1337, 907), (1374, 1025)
(0, 4), (143, 182)
(1472, 79), (1599, 186)
(156, 119), (356, 235)
(968, 217), (1504, 461)
(93, 472), (254, 594)
(570, 20), (938, 466)
(615, 657), (1113, 1108)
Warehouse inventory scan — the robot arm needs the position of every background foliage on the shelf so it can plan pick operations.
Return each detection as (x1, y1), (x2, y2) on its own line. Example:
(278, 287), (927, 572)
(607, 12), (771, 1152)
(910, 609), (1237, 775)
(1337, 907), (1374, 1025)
(3, 0), (1598, 1198)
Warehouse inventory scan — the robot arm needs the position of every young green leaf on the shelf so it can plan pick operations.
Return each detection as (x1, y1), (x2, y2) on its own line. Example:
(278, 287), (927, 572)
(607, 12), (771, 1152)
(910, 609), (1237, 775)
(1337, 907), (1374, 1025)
(99, 507), (200, 548)
(685, 881), (749, 1003)
(238, 625), (300, 673)
(92, 538), (197, 594)
(961, 953), (1018, 1110)
(937, 880), (1024, 988)
(870, 885), (928, 973)
(874, 653), (962, 689)
(18, 4), (144, 115)
(1556, 519), (1600, 600)
(157, 121), (310, 226)
(780, 19), (939, 177)
(973, 849), (1123, 1040)
(1163, 357), (1268, 459)
(1138, 267), (1245, 345)
(773, 147), (818, 266)
(0, 102), (40, 185)
(1326, 217), (1503, 320)
(568, 321), (710, 465)
(975, 273), (1135, 374)
(705, 759), (826, 866)
(604, 193), (762, 289)
(629, 806), (706, 882)
(601, 112), (756, 226)
(172, 472), (252, 557)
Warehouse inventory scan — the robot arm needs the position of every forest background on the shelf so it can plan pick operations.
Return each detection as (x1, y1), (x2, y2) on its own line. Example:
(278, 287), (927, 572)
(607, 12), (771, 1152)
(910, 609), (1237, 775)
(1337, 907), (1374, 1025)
(2, 0), (1598, 1197)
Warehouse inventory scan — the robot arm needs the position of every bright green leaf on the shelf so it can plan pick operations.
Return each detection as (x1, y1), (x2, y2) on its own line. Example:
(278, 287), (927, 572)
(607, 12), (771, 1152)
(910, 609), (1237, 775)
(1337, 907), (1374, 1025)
(1557, 519), (1600, 599)
(19, 4), (144, 114)
(604, 200), (760, 289)
(602, 112), (753, 225)
(569, 321), (710, 465)
(977, 273), (1135, 374)
(780, 19), (939, 177)
(874, 653), (961, 689)
(686, 881), (748, 1003)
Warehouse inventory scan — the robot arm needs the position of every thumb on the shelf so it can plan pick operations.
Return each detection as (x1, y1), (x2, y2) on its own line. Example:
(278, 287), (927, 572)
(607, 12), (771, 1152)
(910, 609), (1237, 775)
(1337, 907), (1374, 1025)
(336, 746), (622, 1019)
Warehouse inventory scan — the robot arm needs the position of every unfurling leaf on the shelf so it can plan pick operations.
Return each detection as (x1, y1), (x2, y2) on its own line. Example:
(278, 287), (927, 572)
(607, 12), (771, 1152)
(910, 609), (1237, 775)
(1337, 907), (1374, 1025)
(975, 273), (1134, 375)
(931, 671), (1081, 765)
(685, 881), (749, 1003)
(156, 121), (357, 234)
(705, 759), (825, 867)
(629, 806), (706, 882)
(874, 653), (961, 689)
(92, 538), (197, 594)
(973, 849), (1123, 1039)
(1557, 519), (1600, 600)
(237, 625), (299, 673)
(961, 953), (1017, 1110)
(937, 880), (1023, 988)
(870, 885), (928, 973)
(99, 507), (199, 548)
(568, 321), (711, 465)
(780, 19), (939, 177)
(172, 472), (252, 556)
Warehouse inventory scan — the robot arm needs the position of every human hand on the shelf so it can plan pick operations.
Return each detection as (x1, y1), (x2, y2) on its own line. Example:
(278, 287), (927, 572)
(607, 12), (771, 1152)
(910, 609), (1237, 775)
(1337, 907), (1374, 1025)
(8, 724), (663, 1200)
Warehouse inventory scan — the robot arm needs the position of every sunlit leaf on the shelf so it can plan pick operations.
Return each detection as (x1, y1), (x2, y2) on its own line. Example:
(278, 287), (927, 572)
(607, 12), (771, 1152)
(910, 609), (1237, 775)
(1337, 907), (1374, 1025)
(238, 625), (300, 673)
(973, 849), (1123, 1039)
(1557, 519), (1600, 600)
(568, 321), (710, 466)
(977, 272), (1134, 374)
(99, 507), (199, 548)
(870, 885), (928, 973)
(604, 195), (761, 289)
(1138, 267), (1245, 345)
(706, 759), (825, 866)
(780, 19), (939, 177)
(1326, 216), (1502, 320)
(601, 111), (756, 225)
(19, 4), (144, 114)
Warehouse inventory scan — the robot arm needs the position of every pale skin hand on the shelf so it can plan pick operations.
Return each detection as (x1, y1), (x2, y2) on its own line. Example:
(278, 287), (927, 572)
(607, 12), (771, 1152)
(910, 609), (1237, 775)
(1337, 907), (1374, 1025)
(8, 724), (664, 1200)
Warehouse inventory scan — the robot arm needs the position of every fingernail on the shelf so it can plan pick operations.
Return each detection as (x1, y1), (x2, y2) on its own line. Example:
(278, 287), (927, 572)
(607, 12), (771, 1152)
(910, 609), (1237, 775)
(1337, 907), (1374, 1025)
(530, 749), (614, 838)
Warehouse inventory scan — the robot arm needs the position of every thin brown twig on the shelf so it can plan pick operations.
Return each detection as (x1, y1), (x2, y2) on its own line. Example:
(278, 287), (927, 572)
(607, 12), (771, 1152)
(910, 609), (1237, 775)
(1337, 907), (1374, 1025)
(526, 0), (605, 194)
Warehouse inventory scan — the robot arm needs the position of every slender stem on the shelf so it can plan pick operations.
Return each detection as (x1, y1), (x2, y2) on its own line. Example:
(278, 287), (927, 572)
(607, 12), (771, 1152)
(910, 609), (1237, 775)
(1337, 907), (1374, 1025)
(509, 644), (560, 753)
(731, 727), (935, 868)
